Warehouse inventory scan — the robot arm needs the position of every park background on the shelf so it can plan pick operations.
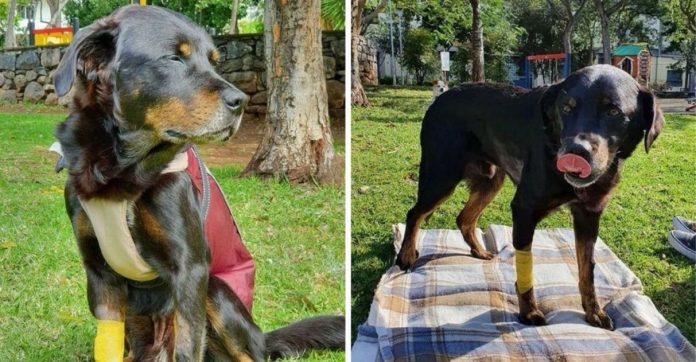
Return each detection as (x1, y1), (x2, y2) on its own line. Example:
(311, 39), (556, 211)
(352, 0), (696, 347)
(0, 0), (346, 360)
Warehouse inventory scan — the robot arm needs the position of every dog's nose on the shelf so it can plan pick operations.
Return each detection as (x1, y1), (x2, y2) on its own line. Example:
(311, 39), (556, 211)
(563, 142), (591, 159)
(222, 88), (248, 113)
(573, 134), (594, 153)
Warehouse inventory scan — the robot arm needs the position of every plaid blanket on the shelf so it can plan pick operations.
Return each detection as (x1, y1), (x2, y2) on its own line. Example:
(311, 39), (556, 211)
(353, 225), (695, 361)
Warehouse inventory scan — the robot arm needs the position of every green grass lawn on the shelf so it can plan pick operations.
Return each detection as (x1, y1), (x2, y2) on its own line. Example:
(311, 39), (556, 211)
(0, 111), (344, 361)
(351, 86), (696, 344)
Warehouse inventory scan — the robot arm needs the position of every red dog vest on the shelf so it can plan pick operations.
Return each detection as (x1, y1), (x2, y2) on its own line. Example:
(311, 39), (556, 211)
(186, 147), (256, 311)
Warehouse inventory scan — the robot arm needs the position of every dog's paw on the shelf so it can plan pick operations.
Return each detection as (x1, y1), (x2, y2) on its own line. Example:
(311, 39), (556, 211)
(586, 310), (614, 330)
(395, 249), (419, 271)
(520, 309), (547, 326)
(471, 248), (495, 260)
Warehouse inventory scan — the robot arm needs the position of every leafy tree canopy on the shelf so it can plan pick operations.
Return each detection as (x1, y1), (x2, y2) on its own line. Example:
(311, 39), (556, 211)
(63, 0), (342, 33)
(64, 0), (262, 33)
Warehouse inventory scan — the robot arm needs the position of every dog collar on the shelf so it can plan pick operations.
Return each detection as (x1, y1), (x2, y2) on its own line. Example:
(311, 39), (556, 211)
(78, 152), (189, 281)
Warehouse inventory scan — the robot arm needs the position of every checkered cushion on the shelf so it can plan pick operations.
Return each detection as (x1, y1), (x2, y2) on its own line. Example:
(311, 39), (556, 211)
(354, 225), (695, 361)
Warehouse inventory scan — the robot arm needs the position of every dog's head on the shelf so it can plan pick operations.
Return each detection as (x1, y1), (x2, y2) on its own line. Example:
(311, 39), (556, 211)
(541, 64), (663, 188)
(432, 80), (448, 96)
(54, 5), (247, 144)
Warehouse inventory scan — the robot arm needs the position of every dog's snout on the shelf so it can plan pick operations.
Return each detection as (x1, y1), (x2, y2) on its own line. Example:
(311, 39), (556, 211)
(561, 133), (596, 155)
(222, 88), (248, 112)
(563, 142), (591, 159)
(571, 134), (594, 154)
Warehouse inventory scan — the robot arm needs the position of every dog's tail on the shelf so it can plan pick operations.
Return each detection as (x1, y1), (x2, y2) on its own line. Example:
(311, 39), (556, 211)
(264, 315), (344, 360)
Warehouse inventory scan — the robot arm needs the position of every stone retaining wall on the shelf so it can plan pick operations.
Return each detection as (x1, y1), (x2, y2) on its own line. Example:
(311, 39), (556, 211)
(0, 46), (63, 104)
(0, 31), (345, 122)
(358, 37), (377, 86)
(213, 31), (345, 122)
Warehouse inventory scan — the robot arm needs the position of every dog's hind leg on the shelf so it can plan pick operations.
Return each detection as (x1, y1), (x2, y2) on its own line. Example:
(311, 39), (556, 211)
(457, 161), (505, 259)
(205, 277), (264, 362)
(396, 158), (462, 270)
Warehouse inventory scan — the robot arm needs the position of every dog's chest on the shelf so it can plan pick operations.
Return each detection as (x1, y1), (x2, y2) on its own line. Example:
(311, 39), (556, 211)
(80, 198), (159, 281)
(78, 152), (189, 282)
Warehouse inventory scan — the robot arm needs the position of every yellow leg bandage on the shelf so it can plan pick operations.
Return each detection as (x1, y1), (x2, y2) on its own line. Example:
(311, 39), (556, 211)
(94, 320), (125, 362)
(515, 249), (534, 294)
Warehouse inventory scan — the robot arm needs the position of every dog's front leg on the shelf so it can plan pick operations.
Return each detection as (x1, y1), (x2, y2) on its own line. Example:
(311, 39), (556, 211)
(73, 210), (128, 362)
(511, 200), (547, 326)
(84, 260), (128, 361)
(172, 263), (209, 361)
(570, 204), (614, 330)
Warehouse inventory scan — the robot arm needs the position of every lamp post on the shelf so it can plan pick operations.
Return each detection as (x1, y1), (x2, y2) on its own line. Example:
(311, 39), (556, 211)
(396, 9), (404, 85)
(388, 0), (396, 86)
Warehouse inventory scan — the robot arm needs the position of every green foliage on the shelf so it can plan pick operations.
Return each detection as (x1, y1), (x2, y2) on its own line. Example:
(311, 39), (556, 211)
(63, 0), (264, 33)
(63, 0), (129, 28)
(667, 0), (695, 35)
(238, 17), (263, 34)
(396, 0), (470, 47)
(1, 0), (33, 48)
(480, 0), (524, 82)
(374, 0), (521, 83)
(321, 0), (345, 30)
(62, 0), (341, 34)
(401, 27), (438, 84)
(512, 0), (563, 55)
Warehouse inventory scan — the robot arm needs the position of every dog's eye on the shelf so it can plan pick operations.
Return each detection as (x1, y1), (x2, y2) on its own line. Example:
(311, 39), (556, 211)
(165, 55), (185, 64)
(608, 108), (621, 117)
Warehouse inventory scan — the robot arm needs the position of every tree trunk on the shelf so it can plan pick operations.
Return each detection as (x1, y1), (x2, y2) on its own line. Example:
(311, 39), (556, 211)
(589, 22), (595, 65)
(352, 0), (370, 106)
(562, 22), (574, 56)
(4, 0), (17, 49)
(47, 0), (64, 27)
(594, 0), (612, 64)
(229, 0), (240, 34)
(242, 0), (336, 184)
(470, 0), (485, 82)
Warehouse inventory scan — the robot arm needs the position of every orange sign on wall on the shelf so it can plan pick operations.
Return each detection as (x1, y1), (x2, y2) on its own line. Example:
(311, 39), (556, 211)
(33, 27), (73, 46)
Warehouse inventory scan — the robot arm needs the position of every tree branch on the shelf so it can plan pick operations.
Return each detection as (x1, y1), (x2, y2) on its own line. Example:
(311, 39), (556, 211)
(573, 0), (588, 18)
(546, 0), (560, 16)
(679, 0), (696, 34)
(360, 0), (389, 34)
(607, 0), (630, 16)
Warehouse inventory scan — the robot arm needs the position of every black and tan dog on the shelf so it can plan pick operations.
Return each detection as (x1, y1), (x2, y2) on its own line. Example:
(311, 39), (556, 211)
(54, 5), (343, 361)
(396, 65), (663, 330)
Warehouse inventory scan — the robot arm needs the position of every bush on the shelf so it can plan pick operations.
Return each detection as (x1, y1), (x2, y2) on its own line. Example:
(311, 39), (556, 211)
(401, 28), (438, 85)
(379, 76), (394, 85)
(238, 18), (264, 34)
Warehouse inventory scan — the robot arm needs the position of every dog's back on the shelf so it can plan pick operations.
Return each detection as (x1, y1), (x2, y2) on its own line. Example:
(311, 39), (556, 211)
(426, 83), (538, 129)
(421, 83), (548, 182)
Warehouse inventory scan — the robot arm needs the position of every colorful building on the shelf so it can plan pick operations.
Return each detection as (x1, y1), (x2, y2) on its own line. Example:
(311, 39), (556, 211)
(612, 43), (651, 85)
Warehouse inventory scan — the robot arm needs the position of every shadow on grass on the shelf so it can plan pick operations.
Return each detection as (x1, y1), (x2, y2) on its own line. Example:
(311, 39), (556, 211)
(350, 230), (395, 340)
(652, 274), (696, 343)
(353, 88), (431, 124)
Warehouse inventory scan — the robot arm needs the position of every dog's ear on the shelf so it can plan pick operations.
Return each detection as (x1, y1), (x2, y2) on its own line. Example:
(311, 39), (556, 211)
(540, 84), (562, 143)
(432, 80), (438, 86)
(54, 19), (119, 97)
(638, 87), (664, 153)
(540, 84), (560, 119)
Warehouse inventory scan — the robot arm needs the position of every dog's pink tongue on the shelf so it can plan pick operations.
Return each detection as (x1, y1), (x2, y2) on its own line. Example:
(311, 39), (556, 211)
(556, 154), (592, 178)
